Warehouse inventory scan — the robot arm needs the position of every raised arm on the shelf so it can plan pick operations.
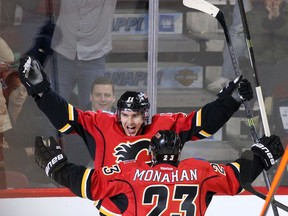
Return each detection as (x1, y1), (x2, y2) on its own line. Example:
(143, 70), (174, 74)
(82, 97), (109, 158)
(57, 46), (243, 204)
(199, 75), (253, 134)
(18, 56), (79, 131)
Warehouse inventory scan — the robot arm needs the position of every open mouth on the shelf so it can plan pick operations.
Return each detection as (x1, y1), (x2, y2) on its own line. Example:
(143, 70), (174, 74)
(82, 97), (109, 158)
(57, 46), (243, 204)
(126, 126), (136, 135)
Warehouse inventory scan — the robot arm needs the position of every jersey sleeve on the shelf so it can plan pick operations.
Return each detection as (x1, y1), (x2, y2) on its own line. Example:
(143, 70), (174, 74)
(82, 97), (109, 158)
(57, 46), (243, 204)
(205, 151), (264, 195)
(204, 161), (242, 195)
(35, 89), (108, 135)
(53, 163), (92, 198)
(53, 162), (128, 201)
(171, 96), (241, 141)
(35, 90), (74, 132)
(233, 152), (264, 183)
(35, 90), (99, 159)
(52, 163), (135, 208)
(199, 96), (241, 135)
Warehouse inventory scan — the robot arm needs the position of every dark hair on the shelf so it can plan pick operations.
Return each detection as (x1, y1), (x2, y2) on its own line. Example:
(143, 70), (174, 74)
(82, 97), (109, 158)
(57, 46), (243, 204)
(116, 91), (150, 124)
(90, 77), (114, 94)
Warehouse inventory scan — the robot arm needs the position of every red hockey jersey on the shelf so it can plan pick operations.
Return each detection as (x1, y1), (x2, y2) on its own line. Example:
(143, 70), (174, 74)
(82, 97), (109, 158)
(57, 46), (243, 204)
(36, 90), (241, 214)
(56, 158), (241, 216)
(37, 91), (241, 168)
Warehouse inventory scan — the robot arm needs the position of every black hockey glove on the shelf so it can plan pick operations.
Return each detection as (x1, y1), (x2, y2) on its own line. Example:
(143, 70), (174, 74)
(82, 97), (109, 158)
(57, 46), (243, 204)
(237, 79), (253, 101)
(18, 56), (51, 98)
(35, 136), (67, 177)
(251, 135), (284, 171)
(25, 21), (55, 65)
(217, 75), (253, 102)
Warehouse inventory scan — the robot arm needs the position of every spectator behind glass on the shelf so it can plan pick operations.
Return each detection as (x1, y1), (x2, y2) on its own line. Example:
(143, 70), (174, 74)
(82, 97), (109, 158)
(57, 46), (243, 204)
(51, 0), (117, 109)
(0, 37), (14, 188)
(207, 0), (288, 96)
(88, 77), (116, 112)
(0, 37), (13, 145)
(2, 71), (27, 124)
(207, 0), (253, 92)
(0, 0), (42, 55)
(65, 77), (116, 168)
(2, 71), (29, 186)
(0, 37), (14, 63)
(3, 71), (56, 187)
(244, 0), (288, 97)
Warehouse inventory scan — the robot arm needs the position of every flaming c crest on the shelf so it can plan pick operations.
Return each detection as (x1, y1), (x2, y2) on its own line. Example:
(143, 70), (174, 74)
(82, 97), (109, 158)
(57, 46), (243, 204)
(113, 139), (151, 163)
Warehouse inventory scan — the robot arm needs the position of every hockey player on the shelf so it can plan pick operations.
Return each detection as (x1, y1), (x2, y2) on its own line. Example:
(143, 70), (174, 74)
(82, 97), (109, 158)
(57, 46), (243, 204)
(18, 56), (253, 215)
(35, 130), (284, 216)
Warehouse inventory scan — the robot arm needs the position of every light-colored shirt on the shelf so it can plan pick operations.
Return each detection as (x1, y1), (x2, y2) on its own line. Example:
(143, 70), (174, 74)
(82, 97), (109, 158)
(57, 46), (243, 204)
(51, 0), (117, 61)
(0, 90), (11, 133)
(0, 37), (14, 63)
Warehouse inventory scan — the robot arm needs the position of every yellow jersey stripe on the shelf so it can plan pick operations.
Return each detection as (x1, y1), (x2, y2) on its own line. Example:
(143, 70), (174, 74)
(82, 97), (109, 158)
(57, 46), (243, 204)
(58, 124), (71, 133)
(230, 162), (240, 172)
(68, 104), (74, 121)
(81, 169), (92, 199)
(196, 109), (202, 127)
(58, 103), (74, 133)
(99, 206), (122, 216)
(199, 130), (211, 138)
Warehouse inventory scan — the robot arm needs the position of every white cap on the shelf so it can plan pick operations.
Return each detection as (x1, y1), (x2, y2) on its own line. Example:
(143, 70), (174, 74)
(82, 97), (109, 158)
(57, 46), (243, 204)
(0, 37), (14, 63)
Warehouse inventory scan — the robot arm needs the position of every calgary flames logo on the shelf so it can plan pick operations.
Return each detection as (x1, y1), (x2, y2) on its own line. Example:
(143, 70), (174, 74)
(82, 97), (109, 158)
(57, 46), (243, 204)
(113, 139), (151, 163)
